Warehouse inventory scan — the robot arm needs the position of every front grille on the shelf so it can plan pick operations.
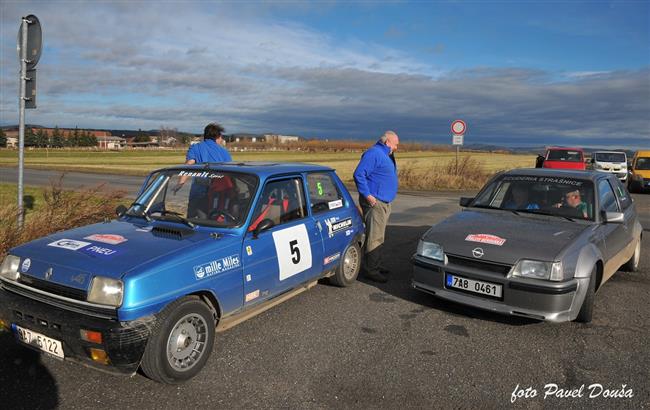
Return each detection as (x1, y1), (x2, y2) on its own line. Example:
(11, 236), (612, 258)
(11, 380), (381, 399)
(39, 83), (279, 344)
(19, 275), (87, 301)
(446, 254), (512, 275)
(1, 280), (117, 320)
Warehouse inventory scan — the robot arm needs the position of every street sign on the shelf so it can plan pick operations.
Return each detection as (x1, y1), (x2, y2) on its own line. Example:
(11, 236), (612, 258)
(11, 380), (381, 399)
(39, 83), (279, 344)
(451, 119), (466, 136)
(452, 134), (464, 145)
(17, 14), (42, 69)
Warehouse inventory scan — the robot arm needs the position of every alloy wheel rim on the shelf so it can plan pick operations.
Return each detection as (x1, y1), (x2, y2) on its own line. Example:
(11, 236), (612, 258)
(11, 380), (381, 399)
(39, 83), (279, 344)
(166, 313), (208, 371)
(343, 246), (359, 280)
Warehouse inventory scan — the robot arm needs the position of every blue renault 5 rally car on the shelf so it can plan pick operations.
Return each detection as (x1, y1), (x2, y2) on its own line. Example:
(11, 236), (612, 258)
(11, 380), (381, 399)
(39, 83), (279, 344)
(0, 162), (364, 383)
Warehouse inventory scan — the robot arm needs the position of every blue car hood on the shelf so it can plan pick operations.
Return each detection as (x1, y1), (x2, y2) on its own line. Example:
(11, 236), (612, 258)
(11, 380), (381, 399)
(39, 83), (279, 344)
(10, 220), (231, 290)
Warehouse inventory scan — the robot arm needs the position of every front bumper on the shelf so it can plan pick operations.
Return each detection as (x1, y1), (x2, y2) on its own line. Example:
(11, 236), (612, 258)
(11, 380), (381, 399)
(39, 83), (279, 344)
(411, 255), (587, 323)
(0, 281), (154, 375)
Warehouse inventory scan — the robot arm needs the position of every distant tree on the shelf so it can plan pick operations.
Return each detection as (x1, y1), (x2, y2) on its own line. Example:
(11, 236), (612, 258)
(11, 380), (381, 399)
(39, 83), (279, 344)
(24, 128), (37, 147)
(69, 127), (81, 147)
(51, 126), (64, 148)
(35, 129), (48, 147)
(86, 132), (98, 147)
(134, 128), (150, 143)
(0, 128), (6, 148)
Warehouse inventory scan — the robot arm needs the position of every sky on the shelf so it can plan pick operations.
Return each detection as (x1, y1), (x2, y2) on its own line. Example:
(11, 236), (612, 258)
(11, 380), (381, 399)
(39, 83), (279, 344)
(1, 1), (649, 148)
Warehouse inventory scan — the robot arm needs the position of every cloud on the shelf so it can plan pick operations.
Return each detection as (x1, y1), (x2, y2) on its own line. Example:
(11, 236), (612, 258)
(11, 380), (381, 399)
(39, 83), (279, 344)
(0, 2), (648, 148)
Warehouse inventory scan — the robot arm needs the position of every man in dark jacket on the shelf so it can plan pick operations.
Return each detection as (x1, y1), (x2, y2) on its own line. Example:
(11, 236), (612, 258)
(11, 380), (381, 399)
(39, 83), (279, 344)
(353, 131), (399, 283)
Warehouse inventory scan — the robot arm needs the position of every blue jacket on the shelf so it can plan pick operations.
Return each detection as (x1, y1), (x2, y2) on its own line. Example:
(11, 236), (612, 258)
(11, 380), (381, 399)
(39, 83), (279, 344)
(353, 141), (398, 203)
(186, 139), (232, 163)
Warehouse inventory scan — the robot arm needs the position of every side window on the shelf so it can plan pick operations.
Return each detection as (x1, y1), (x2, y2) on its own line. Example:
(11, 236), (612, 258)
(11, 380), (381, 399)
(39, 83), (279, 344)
(249, 178), (307, 231)
(598, 179), (619, 213)
(612, 179), (631, 210)
(307, 172), (344, 214)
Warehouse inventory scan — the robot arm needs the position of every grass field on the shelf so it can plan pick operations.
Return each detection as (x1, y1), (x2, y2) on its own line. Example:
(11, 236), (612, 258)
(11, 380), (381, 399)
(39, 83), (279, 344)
(0, 148), (535, 190)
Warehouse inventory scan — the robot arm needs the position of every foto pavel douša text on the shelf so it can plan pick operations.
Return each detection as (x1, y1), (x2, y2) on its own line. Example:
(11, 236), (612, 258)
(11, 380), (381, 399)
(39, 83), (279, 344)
(511, 383), (633, 403)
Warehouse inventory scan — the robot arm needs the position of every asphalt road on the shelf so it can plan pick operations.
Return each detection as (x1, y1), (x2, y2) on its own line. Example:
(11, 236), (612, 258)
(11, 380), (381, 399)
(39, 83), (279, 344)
(1, 168), (648, 409)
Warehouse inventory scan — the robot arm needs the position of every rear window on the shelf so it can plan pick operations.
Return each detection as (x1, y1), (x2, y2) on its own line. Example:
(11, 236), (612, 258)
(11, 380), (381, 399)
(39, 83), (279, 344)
(547, 149), (583, 162)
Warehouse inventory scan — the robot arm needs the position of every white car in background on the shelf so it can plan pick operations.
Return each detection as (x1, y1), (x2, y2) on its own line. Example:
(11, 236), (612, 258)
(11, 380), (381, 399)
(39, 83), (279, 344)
(590, 151), (628, 182)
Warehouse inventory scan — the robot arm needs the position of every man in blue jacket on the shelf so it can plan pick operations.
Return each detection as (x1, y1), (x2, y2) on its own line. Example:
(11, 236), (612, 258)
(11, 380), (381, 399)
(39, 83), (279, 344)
(353, 131), (399, 283)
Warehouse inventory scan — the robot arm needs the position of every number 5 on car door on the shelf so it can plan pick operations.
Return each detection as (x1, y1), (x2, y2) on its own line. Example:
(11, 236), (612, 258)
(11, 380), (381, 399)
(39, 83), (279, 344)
(272, 224), (312, 280)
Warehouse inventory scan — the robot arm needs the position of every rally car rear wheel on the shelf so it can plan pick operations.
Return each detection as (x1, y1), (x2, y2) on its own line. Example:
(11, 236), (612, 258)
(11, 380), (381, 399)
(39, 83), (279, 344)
(141, 296), (216, 384)
(329, 243), (361, 287)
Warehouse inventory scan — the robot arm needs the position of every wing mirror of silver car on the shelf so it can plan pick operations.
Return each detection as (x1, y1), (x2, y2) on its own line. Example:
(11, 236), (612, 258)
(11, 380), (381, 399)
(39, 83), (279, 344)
(459, 197), (474, 207)
(603, 211), (625, 224)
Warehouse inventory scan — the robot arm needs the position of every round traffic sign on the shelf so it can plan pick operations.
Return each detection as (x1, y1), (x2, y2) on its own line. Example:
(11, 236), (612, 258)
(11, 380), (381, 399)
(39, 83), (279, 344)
(451, 120), (466, 136)
(17, 15), (42, 69)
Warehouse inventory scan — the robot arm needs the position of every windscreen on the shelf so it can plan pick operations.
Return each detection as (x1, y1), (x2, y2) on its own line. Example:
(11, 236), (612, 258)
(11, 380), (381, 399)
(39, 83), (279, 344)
(546, 149), (583, 162)
(128, 170), (258, 227)
(472, 175), (595, 220)
(595, 152), (626, 163)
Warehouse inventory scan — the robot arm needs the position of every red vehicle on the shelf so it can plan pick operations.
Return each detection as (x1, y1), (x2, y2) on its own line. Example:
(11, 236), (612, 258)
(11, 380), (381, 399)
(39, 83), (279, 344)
(541, 147), (586, 170)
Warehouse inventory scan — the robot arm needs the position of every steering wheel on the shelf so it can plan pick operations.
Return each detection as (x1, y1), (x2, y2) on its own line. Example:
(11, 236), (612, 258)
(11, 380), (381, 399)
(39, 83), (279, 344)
(208, 209), (237, 223)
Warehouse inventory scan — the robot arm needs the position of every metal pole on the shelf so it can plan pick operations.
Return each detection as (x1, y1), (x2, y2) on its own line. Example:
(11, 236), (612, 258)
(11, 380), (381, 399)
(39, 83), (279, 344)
(17, 17), (28, 228)
(456, 145), (459, 175)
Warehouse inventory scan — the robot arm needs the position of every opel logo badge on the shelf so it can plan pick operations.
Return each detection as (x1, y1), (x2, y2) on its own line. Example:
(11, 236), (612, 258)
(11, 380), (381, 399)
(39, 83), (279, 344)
(472, 248), (484, 258)
(44, 267), (53, 281)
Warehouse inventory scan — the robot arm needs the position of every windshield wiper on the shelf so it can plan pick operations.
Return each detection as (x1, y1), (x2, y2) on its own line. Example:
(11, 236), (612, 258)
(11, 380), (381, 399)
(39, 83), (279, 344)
(519, 209), (575, 222)
(156, 210), (196, 228)
(126, 202), (151, 221)
(471, 204), (500, 210)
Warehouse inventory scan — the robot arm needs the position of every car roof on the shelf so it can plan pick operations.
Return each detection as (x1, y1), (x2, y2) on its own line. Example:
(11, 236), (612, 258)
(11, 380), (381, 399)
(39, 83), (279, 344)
(546, 146), (584, 151)
(634, 150), (650, 157)
(503, 168), (608, 182)
(592, 151), (626, 154)
(156, 161), (334, 177)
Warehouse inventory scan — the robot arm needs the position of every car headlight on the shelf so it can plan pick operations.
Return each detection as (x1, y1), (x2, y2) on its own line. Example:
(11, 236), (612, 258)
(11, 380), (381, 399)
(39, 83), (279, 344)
(87, 276), (123, 307)
(0, 255), (21, 281)
(417, 240), (445, 262)
(510, 260), (562, 281)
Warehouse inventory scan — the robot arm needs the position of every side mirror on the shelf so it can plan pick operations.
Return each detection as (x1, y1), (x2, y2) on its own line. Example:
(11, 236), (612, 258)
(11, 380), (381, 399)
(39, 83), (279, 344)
(459, 197), (474, 207)
(253, 218), (274, 238)
(603, 211), (625, 224)
(115, 204), (127, 217)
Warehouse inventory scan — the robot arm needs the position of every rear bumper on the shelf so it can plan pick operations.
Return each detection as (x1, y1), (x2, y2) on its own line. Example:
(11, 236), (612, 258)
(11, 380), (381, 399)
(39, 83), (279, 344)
(411, 255), (587, 323)
(0, 282), (154, 375)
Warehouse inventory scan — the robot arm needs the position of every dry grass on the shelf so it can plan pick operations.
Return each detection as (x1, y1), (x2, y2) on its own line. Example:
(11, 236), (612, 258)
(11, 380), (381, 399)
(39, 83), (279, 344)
(0, 177), (125, 257)
(399, 156), (493, 190)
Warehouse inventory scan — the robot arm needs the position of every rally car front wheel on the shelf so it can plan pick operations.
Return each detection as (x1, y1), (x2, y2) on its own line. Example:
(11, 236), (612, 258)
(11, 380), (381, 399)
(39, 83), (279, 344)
(141, 296), (216, 384)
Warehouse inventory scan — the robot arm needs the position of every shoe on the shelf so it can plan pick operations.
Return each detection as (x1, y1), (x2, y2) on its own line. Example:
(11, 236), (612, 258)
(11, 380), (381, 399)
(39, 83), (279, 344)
(364, 271), (388, 283)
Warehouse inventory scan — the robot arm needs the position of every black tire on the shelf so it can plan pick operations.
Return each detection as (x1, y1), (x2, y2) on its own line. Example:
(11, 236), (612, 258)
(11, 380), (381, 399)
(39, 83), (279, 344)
(328, 243), (361, 287)
(628, 180), (639, 194)
(621, 237), (641, 272)
(141, 296), (216, 384)
(575, 266), (597, 323)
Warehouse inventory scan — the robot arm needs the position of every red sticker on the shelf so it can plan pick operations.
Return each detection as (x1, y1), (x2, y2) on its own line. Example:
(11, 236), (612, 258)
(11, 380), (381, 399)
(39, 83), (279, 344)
(85, 234), (128, 245)
(465, 234), (506, 246)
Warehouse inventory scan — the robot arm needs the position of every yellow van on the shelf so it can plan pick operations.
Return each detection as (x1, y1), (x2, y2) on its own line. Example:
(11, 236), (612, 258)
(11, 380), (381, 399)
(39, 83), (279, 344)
(628, 150), (650, 193)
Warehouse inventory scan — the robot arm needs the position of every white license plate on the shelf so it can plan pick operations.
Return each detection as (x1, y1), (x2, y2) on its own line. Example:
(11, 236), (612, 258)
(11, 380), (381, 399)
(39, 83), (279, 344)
(445, 273), (503, 298)
(13, 324), (64, 359)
